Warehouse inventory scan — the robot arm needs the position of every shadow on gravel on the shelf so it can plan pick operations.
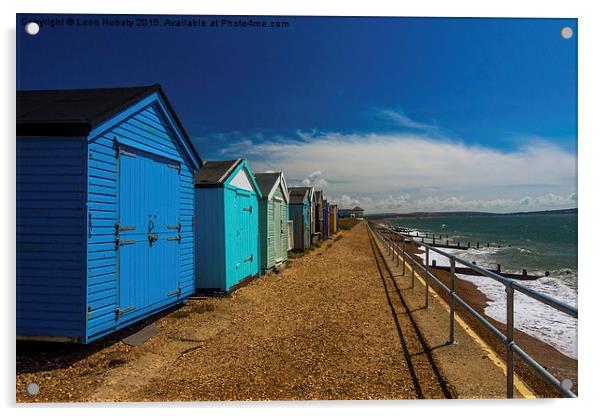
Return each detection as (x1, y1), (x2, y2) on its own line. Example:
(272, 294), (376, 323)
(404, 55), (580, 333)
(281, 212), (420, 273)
(16, 303), (184, 376)
(367, 229), (455, 399)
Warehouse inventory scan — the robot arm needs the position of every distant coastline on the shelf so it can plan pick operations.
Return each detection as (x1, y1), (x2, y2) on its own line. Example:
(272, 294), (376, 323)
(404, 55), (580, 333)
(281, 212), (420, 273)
(367, 207), (577, 220)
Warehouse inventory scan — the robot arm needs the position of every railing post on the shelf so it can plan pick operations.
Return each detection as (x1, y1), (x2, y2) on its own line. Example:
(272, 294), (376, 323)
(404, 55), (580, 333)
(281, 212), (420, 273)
(395, 240), (400, 266)
(411, 259), (415, 289)
(506, 283), (515, 398)
(449, 257), (456, 344)
(425, 247), (430, 308)
(401, 238), (406, 275)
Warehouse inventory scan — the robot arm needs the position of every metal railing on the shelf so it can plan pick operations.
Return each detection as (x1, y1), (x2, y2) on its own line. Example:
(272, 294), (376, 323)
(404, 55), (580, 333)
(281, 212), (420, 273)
(367, 222), (577, 398)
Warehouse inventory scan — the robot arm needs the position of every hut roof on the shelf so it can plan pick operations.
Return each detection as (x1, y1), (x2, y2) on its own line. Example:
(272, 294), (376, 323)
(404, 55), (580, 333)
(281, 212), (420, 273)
(255, 172), (289, 202)
(16, 84), (202, 164)
(254, 172), (281, 195)
(195, 159), (242, 187)
(351, 206), (364, 211)
(288, 186), (312, 204)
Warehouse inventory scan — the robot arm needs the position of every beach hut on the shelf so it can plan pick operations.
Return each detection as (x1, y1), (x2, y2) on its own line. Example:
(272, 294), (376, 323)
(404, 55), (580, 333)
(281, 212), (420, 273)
(329, 204), (339, 235)
(323, 200), (330, 240)
(339, 206), (364, 219)
(194, 159), (262, 292)
(314, 191), (324, 242)
(255, 172), (289, 272)
(16, 85), (202, 343)
(308, 187), (318, 245)
(288, 186), (313, 251)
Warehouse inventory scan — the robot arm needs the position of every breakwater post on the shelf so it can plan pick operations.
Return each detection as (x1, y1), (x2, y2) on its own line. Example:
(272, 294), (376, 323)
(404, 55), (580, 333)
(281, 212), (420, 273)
(449, 257), (456, 344)
(425, 247), (430, 308)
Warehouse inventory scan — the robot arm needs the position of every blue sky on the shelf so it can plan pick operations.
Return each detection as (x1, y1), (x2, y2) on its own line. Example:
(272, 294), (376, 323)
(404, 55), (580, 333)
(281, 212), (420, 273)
(17, 14), (577, 213)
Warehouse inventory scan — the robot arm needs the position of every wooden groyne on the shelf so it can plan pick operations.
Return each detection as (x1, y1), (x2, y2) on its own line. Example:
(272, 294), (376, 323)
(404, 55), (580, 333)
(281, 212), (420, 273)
(427, 261), (545, 281)
(392, 228), (504, 251)
(380, 226), (550, 281)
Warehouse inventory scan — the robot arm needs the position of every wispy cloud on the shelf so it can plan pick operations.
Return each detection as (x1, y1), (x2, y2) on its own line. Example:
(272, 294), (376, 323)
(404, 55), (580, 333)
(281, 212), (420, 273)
(378, 109), (439, 132)
(207, 130), (577, 213)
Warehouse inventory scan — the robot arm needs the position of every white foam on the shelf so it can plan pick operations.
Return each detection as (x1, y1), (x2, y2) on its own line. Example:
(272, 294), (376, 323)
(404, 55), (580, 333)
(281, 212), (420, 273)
(417, 247), (578, 359)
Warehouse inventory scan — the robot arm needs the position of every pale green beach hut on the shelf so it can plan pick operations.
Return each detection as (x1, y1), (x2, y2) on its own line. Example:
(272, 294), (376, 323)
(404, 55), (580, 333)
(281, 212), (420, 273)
(255, 172), (290, 271)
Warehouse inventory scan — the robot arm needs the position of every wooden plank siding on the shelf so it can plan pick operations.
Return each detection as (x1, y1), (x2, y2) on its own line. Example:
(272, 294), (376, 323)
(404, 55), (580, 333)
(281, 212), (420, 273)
(17, 138), (87, 340)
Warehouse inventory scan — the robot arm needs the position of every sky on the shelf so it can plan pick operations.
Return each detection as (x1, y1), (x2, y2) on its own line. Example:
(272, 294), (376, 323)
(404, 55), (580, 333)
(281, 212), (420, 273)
(17, 14), (577, 213)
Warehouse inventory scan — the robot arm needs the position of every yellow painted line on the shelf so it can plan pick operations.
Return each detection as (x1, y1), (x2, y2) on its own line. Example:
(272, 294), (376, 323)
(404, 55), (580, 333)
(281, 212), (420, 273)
(375, 233), (536, 399)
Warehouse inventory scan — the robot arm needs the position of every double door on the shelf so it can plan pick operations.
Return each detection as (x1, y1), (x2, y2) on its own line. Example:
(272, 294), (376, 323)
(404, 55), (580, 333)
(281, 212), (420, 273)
(117, 148), (180, 319)
(273, 199), (284, 263)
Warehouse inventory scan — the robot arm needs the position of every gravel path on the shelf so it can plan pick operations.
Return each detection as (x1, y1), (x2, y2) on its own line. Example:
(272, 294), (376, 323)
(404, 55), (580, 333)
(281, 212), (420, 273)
(17, 223), (512, 402)
(125, 224), (454, 401)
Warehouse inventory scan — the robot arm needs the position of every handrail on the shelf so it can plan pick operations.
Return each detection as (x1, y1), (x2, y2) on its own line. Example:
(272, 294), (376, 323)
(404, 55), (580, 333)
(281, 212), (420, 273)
(367, 222), (577, 398)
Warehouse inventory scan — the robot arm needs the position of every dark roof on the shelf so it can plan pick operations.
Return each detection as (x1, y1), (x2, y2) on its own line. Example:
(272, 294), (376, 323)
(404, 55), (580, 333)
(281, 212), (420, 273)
(254, 172), (281, 197)
(195, 159), (242, 187)
(288, 186), (311, 204)
(16, 84), (202, 164)
(351, 206), (364, 211)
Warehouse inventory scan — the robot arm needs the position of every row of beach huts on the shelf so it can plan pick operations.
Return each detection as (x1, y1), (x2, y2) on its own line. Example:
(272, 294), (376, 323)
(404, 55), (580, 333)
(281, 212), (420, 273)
(16, 85), (343, 344)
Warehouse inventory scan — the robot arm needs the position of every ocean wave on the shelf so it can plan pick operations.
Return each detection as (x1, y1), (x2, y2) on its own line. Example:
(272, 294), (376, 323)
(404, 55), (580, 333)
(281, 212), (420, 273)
(457, 273), (577, 359)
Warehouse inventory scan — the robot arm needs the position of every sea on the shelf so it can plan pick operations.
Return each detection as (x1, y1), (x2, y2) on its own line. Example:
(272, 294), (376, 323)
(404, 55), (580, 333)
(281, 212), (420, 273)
(387, 212), (578, 359)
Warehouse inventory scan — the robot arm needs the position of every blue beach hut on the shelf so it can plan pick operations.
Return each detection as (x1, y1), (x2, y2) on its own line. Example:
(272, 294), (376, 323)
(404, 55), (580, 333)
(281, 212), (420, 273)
(323, 200), (330, 240)
(194, 159), (262, 292)
(16, 85), (202, 343)
(314, 190), (324, 242)
(288, 186), (314, 251)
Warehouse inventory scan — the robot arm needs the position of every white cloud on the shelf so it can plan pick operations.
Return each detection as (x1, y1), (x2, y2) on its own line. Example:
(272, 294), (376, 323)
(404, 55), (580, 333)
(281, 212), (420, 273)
(300, 170), (329, 189)
(217, 131), (577, 213)
(330, 193), (575, 213)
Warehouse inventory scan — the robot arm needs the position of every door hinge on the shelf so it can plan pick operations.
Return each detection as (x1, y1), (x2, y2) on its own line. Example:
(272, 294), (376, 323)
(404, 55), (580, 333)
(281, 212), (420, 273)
(243, 206), (253, 213)
(244, 254), (254, 263)
(115, 222), (136, 232)
(115, 305), (136, 319)
(118, 148), (137, 158)
(167, 287), (182, 297)
(167, 235), (181, 242)
(168, 163), (181, 173)
(115, 238), (136, 250)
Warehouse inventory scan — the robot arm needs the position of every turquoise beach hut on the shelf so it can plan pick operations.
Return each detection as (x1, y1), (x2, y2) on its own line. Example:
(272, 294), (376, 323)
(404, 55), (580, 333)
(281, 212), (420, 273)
(194, 159), (262, 292)
(255, 172), (289, 272)
(288, 186), (314, 251)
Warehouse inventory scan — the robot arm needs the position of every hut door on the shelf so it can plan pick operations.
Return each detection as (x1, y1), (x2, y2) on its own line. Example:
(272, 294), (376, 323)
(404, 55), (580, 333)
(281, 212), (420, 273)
(117, 149), (151, 317)
(237, 191), (251, 279)
(273, 199), (282, 262)
(147, 160), (180, 305)
(118, 149), (179, 319)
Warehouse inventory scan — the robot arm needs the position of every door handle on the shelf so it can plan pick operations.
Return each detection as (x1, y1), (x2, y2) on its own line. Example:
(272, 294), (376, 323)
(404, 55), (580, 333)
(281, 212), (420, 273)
(148, 233), (159, 243)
